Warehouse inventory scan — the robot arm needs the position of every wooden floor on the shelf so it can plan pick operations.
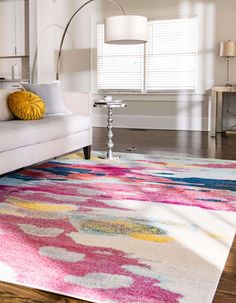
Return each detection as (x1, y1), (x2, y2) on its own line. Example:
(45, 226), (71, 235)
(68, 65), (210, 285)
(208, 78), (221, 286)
(0, 128), (235, 303)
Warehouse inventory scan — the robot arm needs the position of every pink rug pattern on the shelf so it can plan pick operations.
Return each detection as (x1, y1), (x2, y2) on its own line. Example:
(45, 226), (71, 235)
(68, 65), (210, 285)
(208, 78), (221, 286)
(0, 152), (235, 303)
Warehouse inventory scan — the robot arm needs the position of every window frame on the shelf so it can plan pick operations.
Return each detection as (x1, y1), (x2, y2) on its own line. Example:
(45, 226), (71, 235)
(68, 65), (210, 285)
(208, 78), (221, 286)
(95, 15), (199, 94)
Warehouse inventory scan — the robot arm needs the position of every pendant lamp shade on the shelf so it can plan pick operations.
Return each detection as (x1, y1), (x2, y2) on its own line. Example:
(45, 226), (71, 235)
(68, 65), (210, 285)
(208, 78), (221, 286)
(105, 15), (148, 44)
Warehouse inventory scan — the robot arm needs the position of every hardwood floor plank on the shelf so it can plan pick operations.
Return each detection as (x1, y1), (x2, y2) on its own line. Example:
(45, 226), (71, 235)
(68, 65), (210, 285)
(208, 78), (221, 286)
(0, 281), (89, 303)
(213, 292), (236, 303)
(224, 247), (236, 272)
(214, 270), (236, 296)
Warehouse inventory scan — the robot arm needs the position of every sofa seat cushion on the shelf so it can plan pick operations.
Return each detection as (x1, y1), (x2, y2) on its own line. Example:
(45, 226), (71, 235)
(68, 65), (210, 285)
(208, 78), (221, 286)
(0, 114), (90, 152)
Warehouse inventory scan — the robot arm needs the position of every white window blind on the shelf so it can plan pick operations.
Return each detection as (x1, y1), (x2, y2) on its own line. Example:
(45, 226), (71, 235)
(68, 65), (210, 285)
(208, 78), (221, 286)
(146, 17), (198, 91)
(97, 24), (144, 91)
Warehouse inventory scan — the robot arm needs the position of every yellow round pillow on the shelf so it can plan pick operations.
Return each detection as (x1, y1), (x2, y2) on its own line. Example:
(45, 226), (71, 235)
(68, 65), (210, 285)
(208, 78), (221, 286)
(8, 91), (46, 120)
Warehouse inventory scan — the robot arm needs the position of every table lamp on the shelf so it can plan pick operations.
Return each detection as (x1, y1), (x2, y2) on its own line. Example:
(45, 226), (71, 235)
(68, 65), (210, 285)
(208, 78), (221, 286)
(56, 0), (148, 80)
(219, 40), (236, 86)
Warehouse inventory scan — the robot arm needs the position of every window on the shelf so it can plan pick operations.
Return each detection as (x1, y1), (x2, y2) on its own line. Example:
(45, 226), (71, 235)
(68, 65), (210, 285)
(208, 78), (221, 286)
(97, 17), (198, 92)
(97, 24), (144, 91)
(147, 17), (198, 91)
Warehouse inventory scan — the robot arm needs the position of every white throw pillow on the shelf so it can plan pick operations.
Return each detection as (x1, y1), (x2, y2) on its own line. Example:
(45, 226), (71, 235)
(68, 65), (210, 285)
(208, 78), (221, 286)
(21, 81), (71, 116)
(0, 89), (16, 121)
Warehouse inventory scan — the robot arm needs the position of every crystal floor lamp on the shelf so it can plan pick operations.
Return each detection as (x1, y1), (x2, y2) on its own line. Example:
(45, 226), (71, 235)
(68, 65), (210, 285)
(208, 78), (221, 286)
(56, 0), (147, 80)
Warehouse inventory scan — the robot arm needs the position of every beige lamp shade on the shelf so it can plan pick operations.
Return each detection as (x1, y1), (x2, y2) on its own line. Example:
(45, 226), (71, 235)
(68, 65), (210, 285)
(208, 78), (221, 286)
(219, 41), (236, 57)
(105, 15), (148, 44)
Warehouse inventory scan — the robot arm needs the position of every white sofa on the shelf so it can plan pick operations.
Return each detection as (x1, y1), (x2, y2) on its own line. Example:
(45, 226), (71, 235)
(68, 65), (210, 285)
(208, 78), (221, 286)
(0, 90), (92, 175)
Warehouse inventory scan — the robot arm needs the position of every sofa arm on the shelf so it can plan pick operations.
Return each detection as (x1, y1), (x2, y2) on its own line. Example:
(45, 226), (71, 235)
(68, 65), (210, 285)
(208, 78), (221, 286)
(62, 92), (92, 116)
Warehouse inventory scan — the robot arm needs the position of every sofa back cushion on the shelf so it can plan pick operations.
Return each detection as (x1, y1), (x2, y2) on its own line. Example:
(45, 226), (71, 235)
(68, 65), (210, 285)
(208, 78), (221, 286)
(0, 89), (16, 121)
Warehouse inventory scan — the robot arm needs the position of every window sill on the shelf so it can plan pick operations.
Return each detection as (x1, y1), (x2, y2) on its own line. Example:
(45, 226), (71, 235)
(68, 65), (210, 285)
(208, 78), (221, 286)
(93, 91), (206, 96)
(92, 91), (207, 102)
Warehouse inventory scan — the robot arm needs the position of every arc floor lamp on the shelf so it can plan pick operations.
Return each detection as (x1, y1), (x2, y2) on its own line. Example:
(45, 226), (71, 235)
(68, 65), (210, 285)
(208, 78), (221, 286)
(56, 0), (148, 80)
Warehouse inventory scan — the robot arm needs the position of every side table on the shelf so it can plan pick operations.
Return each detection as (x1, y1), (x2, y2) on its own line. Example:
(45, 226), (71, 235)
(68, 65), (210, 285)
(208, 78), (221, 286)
(210, 86), (236, 136)
(93, 100), (127, 159)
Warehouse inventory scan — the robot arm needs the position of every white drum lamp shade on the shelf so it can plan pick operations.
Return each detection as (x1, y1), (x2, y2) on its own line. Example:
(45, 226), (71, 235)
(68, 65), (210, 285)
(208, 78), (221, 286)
(105, 15), (148, 44)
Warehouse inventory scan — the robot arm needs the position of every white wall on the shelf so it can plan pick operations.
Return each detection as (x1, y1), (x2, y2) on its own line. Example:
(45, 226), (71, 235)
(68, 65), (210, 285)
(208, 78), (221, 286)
(32, 0), (236, 131)
(32, 0), (102, 91)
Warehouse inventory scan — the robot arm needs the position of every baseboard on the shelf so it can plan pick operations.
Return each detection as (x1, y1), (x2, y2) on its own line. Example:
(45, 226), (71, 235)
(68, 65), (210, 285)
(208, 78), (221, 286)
(92, 114), (209, 131)
(225, 130), (236, 135)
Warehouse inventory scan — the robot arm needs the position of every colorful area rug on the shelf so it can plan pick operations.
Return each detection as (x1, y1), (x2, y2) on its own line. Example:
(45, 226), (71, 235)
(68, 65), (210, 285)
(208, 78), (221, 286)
(0, 152), (235, 303)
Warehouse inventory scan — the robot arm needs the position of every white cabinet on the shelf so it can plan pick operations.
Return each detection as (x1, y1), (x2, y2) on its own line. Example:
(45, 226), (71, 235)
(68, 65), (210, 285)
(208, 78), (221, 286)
(15, 0), (29, 56)
(0, 0), (29, 57)
(0, 1), (15, 56)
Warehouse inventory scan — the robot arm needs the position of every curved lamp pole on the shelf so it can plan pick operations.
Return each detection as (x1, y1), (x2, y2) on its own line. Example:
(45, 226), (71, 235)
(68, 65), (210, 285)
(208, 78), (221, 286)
(56, 0), (147, 80)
